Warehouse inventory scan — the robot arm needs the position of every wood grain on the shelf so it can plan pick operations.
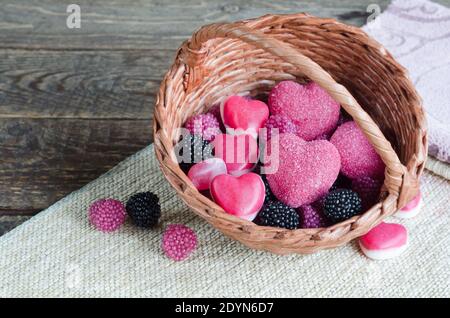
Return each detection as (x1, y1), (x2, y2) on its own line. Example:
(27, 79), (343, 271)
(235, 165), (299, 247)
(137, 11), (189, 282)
(0, 0), (392, 50)
(0, 118), (151, 212)
(0, 49), (171, 118)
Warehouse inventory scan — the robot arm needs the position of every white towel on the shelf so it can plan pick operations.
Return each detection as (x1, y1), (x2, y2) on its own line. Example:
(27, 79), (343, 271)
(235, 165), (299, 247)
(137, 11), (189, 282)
(364, 0), (450, 163)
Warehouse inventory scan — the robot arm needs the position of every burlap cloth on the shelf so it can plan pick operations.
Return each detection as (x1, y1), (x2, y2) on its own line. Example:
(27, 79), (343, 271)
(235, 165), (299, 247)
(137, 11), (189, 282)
(0, 145), (448, 297)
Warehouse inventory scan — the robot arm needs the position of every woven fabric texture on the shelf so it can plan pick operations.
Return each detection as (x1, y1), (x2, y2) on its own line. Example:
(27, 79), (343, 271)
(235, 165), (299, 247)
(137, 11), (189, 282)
(0, 145), (449, 298)
(364, 0), (450, 163)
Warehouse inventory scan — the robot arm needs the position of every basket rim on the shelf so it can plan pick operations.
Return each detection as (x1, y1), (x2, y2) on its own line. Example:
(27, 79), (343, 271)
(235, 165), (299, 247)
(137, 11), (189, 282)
(153, 12), (427, 254)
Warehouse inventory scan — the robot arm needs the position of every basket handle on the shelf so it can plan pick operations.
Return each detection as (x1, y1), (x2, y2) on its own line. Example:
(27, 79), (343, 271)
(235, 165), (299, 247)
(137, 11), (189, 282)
(181, 21), (414, 206)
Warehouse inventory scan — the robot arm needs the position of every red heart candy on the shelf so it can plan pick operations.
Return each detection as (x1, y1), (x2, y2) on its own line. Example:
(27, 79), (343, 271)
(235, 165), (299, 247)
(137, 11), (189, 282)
(188, 158), (227, 191)
(265, 133), (340, 207)
(359, 222), (408, 260)
(222, 95), (269, 138)
(210, 173), (265, 221)
(212, 133), (258, 176)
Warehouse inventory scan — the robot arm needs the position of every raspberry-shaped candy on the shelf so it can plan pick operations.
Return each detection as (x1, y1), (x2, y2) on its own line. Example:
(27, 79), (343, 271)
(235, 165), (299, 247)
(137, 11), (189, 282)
(88, 198), (126, 232)
(298, 204), (328, 228)
(162, 224), (198, 261)
(351, 176), (382, 210)
(264, 114), (297, 140)
(184, 113), (221, 141)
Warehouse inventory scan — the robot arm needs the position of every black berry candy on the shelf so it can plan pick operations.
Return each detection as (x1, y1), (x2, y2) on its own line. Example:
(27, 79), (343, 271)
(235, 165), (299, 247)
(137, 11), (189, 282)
(175, 134), (213, 171)
(256, 201), (299, 230)
(126, 192), (161, 228)
(261, 174), (276, 204)
(323, 189), (362, 223)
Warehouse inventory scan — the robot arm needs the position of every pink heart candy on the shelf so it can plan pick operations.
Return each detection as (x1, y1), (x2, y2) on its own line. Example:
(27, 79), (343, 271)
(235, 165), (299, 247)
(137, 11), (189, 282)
(359, 222), (408, 260)
(188, 158), (227, 191)
(222, 95), (269, 138)
(266, 133), (340, 208)
(210, 172), (265, 221)
(269, 81), (340, 141)
(211, 133), (258, 176)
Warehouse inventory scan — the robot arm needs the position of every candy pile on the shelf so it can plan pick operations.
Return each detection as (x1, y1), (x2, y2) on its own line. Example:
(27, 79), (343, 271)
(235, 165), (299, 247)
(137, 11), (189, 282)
(180, 80), (423, 260)
(88, 192), (198, 261)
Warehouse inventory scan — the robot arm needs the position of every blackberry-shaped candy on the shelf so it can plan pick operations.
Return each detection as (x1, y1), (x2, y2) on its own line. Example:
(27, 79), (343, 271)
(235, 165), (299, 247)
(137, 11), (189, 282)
(175, 134), (213, 171)
(256, 201), (299, 230)
(126, 191), (161, 228)
(324, 189), (362, 223)
(261, 174), (276, 204)
(330, 174), (351, 192)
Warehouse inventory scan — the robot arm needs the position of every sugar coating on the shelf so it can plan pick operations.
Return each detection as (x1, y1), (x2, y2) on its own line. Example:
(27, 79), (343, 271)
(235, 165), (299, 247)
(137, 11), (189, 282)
(266, 133), (341, 208)
(268, 81), (340, 141)
(184, 113), (221, 141)
(88, 198), (126, 232)
(331, 121), (385, 179)
(162, 224), (198, 261)
(264, 114), (297, 139)
(298, 204), (328, 228)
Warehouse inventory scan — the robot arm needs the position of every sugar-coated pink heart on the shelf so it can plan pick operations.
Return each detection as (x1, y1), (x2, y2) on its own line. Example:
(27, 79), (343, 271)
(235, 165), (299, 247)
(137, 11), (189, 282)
(212, 133), (258, 176)
(188, 158), (227, 191)
(222, 95), (269, 139)
(266, 133), (340, 208)
(269, 81), (340, 141)
(330, 121), (385, 179)
(210, 172), (265, 221)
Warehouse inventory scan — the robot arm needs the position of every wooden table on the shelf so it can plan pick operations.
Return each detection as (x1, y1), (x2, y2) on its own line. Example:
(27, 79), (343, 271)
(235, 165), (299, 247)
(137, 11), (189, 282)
(0, 0), (448, 235)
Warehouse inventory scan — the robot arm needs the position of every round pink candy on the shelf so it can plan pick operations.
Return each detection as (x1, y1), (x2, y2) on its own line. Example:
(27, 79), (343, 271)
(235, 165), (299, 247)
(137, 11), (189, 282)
(359, 222), (408, 260)
(162, 224), (197, 261)
(330, 121), (385, 179)
(268, 81), (340, 141)
(88, 198), (126, 233)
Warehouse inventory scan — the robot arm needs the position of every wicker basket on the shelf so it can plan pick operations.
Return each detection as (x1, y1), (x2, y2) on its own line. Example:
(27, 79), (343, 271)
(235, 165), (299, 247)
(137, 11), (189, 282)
(153, 13), (427, 254)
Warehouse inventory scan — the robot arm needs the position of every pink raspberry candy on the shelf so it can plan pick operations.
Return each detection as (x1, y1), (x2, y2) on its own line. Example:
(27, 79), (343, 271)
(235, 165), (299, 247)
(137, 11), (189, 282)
(162, 224), (197, 261)
(264, 114), (297, 139)
(351, 176), (383, 210)
(298, 204), (328, 228)
(88, 198), (126, 232)
(184, 113), (221, 141)
(208, 104), (221, 121)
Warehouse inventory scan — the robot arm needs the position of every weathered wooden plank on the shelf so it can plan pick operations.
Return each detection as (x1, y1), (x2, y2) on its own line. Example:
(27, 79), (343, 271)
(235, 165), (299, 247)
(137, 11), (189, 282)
(0, 215), (30, 235)
(0, 0), (395, 50)
(0, 118), (151, 212)
(0, 49), (171, 118)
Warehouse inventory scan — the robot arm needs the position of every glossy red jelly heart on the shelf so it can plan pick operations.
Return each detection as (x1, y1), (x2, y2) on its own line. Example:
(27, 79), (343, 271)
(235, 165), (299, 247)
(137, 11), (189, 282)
(222, 95), (269, 139)
(210, 173), (265, 221)
(212, 133), (258, 176)
(188, 158), (227, 191)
